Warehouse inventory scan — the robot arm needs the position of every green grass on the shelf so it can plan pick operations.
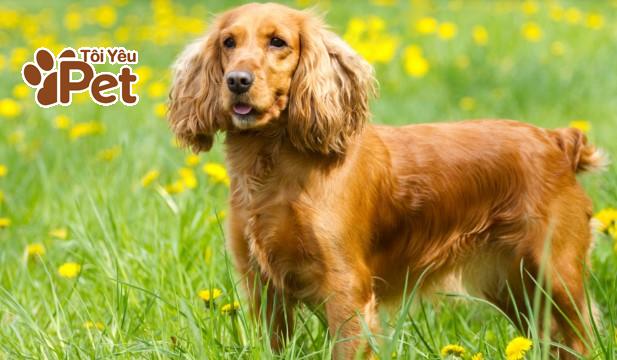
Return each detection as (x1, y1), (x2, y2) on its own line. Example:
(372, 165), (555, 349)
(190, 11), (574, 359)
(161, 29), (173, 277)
(1, 0), (617, 359)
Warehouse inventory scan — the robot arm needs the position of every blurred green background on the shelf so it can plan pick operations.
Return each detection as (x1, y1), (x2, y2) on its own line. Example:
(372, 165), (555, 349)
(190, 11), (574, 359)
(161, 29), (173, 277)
(1, 0), (616, 359)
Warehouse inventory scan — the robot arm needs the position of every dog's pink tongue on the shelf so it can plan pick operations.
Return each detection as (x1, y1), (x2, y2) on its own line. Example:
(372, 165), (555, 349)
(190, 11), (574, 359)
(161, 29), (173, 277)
(233, 103), (252, 115)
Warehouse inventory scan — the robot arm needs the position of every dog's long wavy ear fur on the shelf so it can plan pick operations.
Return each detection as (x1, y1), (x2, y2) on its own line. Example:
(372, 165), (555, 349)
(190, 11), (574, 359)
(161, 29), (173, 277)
(168, 22), (224, 153)
(288, 12), (376, 156)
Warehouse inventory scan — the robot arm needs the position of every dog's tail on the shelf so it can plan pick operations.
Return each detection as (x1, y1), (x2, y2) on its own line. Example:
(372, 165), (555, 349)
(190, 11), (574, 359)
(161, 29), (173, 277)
(553, 127), (608, 174)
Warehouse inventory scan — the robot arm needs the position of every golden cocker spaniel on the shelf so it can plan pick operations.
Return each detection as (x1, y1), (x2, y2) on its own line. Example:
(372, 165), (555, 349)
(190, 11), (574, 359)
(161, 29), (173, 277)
(168, 3), (605, 358)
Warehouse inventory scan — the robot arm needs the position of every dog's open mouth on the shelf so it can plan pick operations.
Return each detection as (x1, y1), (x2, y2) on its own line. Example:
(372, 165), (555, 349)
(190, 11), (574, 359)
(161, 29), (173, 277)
(231, 102), (262, 129)
(233, 103), (253, 116)
(230, 98), (283, 130)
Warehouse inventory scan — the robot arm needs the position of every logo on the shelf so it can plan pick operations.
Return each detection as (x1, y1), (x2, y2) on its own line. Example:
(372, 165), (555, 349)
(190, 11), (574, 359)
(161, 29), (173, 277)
(21, 47), (140, 107)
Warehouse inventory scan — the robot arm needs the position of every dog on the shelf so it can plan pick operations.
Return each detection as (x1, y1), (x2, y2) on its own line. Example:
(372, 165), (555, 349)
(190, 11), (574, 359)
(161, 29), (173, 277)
(168, 3), (605, 358)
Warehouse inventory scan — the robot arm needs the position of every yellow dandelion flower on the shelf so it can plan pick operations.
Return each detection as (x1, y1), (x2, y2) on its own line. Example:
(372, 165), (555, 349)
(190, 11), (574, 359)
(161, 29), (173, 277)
(165, 180), (185, 194)
(569, 120), (591, 134)
(440, 344), (465, 358)
(586, 13), (604, 30)
(367, 16), (385, 33)
(521, 1), (538, 15)
(371, 35), (399, 64)
(10, 48), (28, 71)
(459, 97), (476, 111)
(368, 17), (387, 35)
(49, 228), (68, 240)
(148, 81), (167, 98)
(183, 176), (197, 189)
(0, 217), (11, 228)
(471, 353), (483, 360)
(198, 288), (222, 302)
(176, 16), (206, 35)
(0, 98), (22, 118)
(25, 243), (46, 259)
(505, 337), (533, 360)
(0, 164), (7, 177)
(437, 22), (457, 40)
(154, 103), (167, 118)
(549, 5), (564, 22)
(54, 115), (71, 129)
(346, 17), (366, 38)
(472, 26), (488, 46)
(58, 262), (81, 278)
(64, 11), (82, 31)
(594, 208), (617, 233)
(221, 300), (240, 315)
(415, 17), (437, 34)
(405, 44), (422, 56)
(83, 321), (105, 330)
(403, 45), (429, 78)
(203, 163), (230, 186)
(114, 26), (130, 43)
(522, 22), (542, 42)
(179, 167), (198, 189)
(185, 154), (200, 167)
(69, 122), (105, 140)
(343, 16), (398, 64)
(95, 5), (117, 28)
(12, 84), (30, 99)
(134, 66), (152, 85)
(0, 8), (20, 28)
(97, 145), (122, 162)
(73, 91), (90, 104)
(178, 167), (195, 179)
(564, 7), (581, 24)
(140, 169), (160, 187)
(550, 41), (565, 57)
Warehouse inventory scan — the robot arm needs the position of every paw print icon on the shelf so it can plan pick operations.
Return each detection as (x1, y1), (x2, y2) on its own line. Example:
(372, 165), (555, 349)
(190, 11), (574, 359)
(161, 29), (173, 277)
(22, 48), (78, 107)
(21, 47), (139, 107)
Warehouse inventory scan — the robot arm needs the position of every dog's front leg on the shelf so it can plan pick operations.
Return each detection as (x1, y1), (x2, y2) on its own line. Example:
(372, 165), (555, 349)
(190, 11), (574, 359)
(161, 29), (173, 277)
(227, 213), (294, 352)
(241, 270), (295, 352)
(325, 280), (379, 359)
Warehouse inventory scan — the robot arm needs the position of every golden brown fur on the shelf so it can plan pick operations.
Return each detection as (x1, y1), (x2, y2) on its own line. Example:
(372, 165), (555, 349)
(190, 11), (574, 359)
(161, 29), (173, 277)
(168, 3), (605, 359)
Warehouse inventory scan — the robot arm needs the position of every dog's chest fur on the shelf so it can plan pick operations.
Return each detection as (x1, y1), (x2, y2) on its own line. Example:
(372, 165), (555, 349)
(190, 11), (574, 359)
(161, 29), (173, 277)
(227, 139), (327, 299)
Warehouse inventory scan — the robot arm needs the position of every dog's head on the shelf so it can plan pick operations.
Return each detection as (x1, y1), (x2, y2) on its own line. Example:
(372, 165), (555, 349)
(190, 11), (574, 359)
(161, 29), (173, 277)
(168, 3), (376, 155)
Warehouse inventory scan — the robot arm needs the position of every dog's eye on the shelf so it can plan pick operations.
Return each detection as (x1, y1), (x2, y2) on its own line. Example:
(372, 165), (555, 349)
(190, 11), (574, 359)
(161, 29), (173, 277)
(223, 37), (236, 49)
(269, 37), (287, 48)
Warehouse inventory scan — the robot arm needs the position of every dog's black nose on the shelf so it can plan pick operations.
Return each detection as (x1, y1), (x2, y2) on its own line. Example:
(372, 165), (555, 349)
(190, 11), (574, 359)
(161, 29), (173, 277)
(226, 71), (254, 94)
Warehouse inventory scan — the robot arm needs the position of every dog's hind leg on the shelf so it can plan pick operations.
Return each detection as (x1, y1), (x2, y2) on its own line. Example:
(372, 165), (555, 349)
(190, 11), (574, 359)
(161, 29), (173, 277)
(488, 185), (594, 359)
(541, 185), (594, 358)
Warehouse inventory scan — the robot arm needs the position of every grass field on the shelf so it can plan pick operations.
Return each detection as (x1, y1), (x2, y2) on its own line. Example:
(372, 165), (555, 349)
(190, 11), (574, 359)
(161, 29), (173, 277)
(1, 0), (617, 359)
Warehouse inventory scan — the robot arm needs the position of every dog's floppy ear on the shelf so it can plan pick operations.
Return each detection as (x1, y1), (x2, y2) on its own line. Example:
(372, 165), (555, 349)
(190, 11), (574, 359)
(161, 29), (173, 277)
(168, 21), (224, 153)
(287, 12), (376, 156)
